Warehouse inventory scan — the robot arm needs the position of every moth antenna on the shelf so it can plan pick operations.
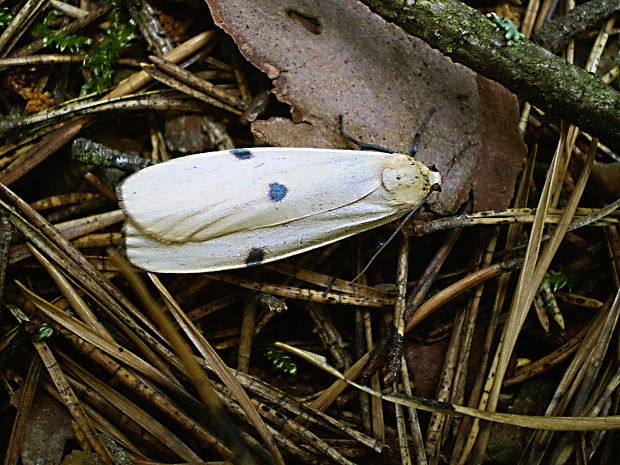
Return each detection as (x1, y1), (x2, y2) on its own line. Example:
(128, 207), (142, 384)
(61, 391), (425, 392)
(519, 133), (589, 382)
(338, 115), (396, 154)
(408, 107), (436, 157)
(351, 188), (438, 282)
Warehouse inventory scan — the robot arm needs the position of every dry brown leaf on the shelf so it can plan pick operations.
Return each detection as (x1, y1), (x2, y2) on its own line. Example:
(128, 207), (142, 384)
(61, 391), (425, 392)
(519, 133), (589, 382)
(570, 150), (620, 202)
(204, 0), (525, 211)
(16, 391), (74, 465)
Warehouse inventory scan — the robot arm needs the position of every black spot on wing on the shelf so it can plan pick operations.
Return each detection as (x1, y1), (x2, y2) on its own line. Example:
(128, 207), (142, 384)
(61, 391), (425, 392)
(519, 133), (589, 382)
(230, 148), (253, 160)
(245, 247), (265, 266)
(268, 183), (288, 202)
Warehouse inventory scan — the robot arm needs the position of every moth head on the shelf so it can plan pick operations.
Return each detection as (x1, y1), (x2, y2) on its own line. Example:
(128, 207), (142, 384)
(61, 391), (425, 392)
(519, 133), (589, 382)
(427, 165), (442, 190)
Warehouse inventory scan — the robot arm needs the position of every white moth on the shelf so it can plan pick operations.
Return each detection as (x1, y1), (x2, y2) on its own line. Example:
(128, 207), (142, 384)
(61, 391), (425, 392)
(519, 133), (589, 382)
(118, 147), (441, 273)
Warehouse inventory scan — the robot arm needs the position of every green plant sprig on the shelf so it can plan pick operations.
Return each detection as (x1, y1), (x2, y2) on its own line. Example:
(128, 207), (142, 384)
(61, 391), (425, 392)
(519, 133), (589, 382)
(34, 11), (91, 52)
(264, 345), (298, 375)
(81, 6), (135, 95)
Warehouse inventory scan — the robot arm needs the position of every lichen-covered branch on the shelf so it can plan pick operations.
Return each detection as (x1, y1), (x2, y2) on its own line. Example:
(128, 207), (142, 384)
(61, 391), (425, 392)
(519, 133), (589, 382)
(532, 0), (620, 53)
(359, 0), (620, 149)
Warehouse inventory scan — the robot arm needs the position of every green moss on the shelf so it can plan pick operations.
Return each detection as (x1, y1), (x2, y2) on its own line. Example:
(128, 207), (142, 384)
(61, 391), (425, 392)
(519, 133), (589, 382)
(0, 8), (13, 28)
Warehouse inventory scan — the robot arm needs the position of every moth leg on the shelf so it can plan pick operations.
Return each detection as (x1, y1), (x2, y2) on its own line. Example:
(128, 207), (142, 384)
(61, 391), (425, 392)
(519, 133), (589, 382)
(408, 107), (436, 157)
(338, 115), (396, 153)
(361, 326), (396, 382)
(368, 198), (470, 385)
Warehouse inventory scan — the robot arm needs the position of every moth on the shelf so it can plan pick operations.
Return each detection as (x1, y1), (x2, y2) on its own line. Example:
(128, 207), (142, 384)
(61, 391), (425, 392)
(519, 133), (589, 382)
(118, 133), (441, 273)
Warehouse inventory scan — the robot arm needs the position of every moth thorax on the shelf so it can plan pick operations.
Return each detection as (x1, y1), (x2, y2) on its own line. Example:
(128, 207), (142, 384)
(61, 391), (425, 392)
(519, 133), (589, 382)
(381, 166), (425, 193)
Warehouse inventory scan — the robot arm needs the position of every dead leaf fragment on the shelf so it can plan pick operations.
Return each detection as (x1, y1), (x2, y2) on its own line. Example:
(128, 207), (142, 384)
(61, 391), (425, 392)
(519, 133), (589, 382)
(204, 0), (525, 212)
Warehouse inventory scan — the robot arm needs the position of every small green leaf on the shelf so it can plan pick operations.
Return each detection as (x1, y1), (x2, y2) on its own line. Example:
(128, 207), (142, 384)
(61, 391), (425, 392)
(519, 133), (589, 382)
(540, 270), (572, 293)
(35, 323), (54, 341)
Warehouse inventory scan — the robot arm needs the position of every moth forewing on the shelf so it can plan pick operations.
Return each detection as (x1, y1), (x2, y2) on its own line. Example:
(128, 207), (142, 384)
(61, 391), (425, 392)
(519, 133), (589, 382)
(118, 147), (441, 273)
(120, 148), (383, 243)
